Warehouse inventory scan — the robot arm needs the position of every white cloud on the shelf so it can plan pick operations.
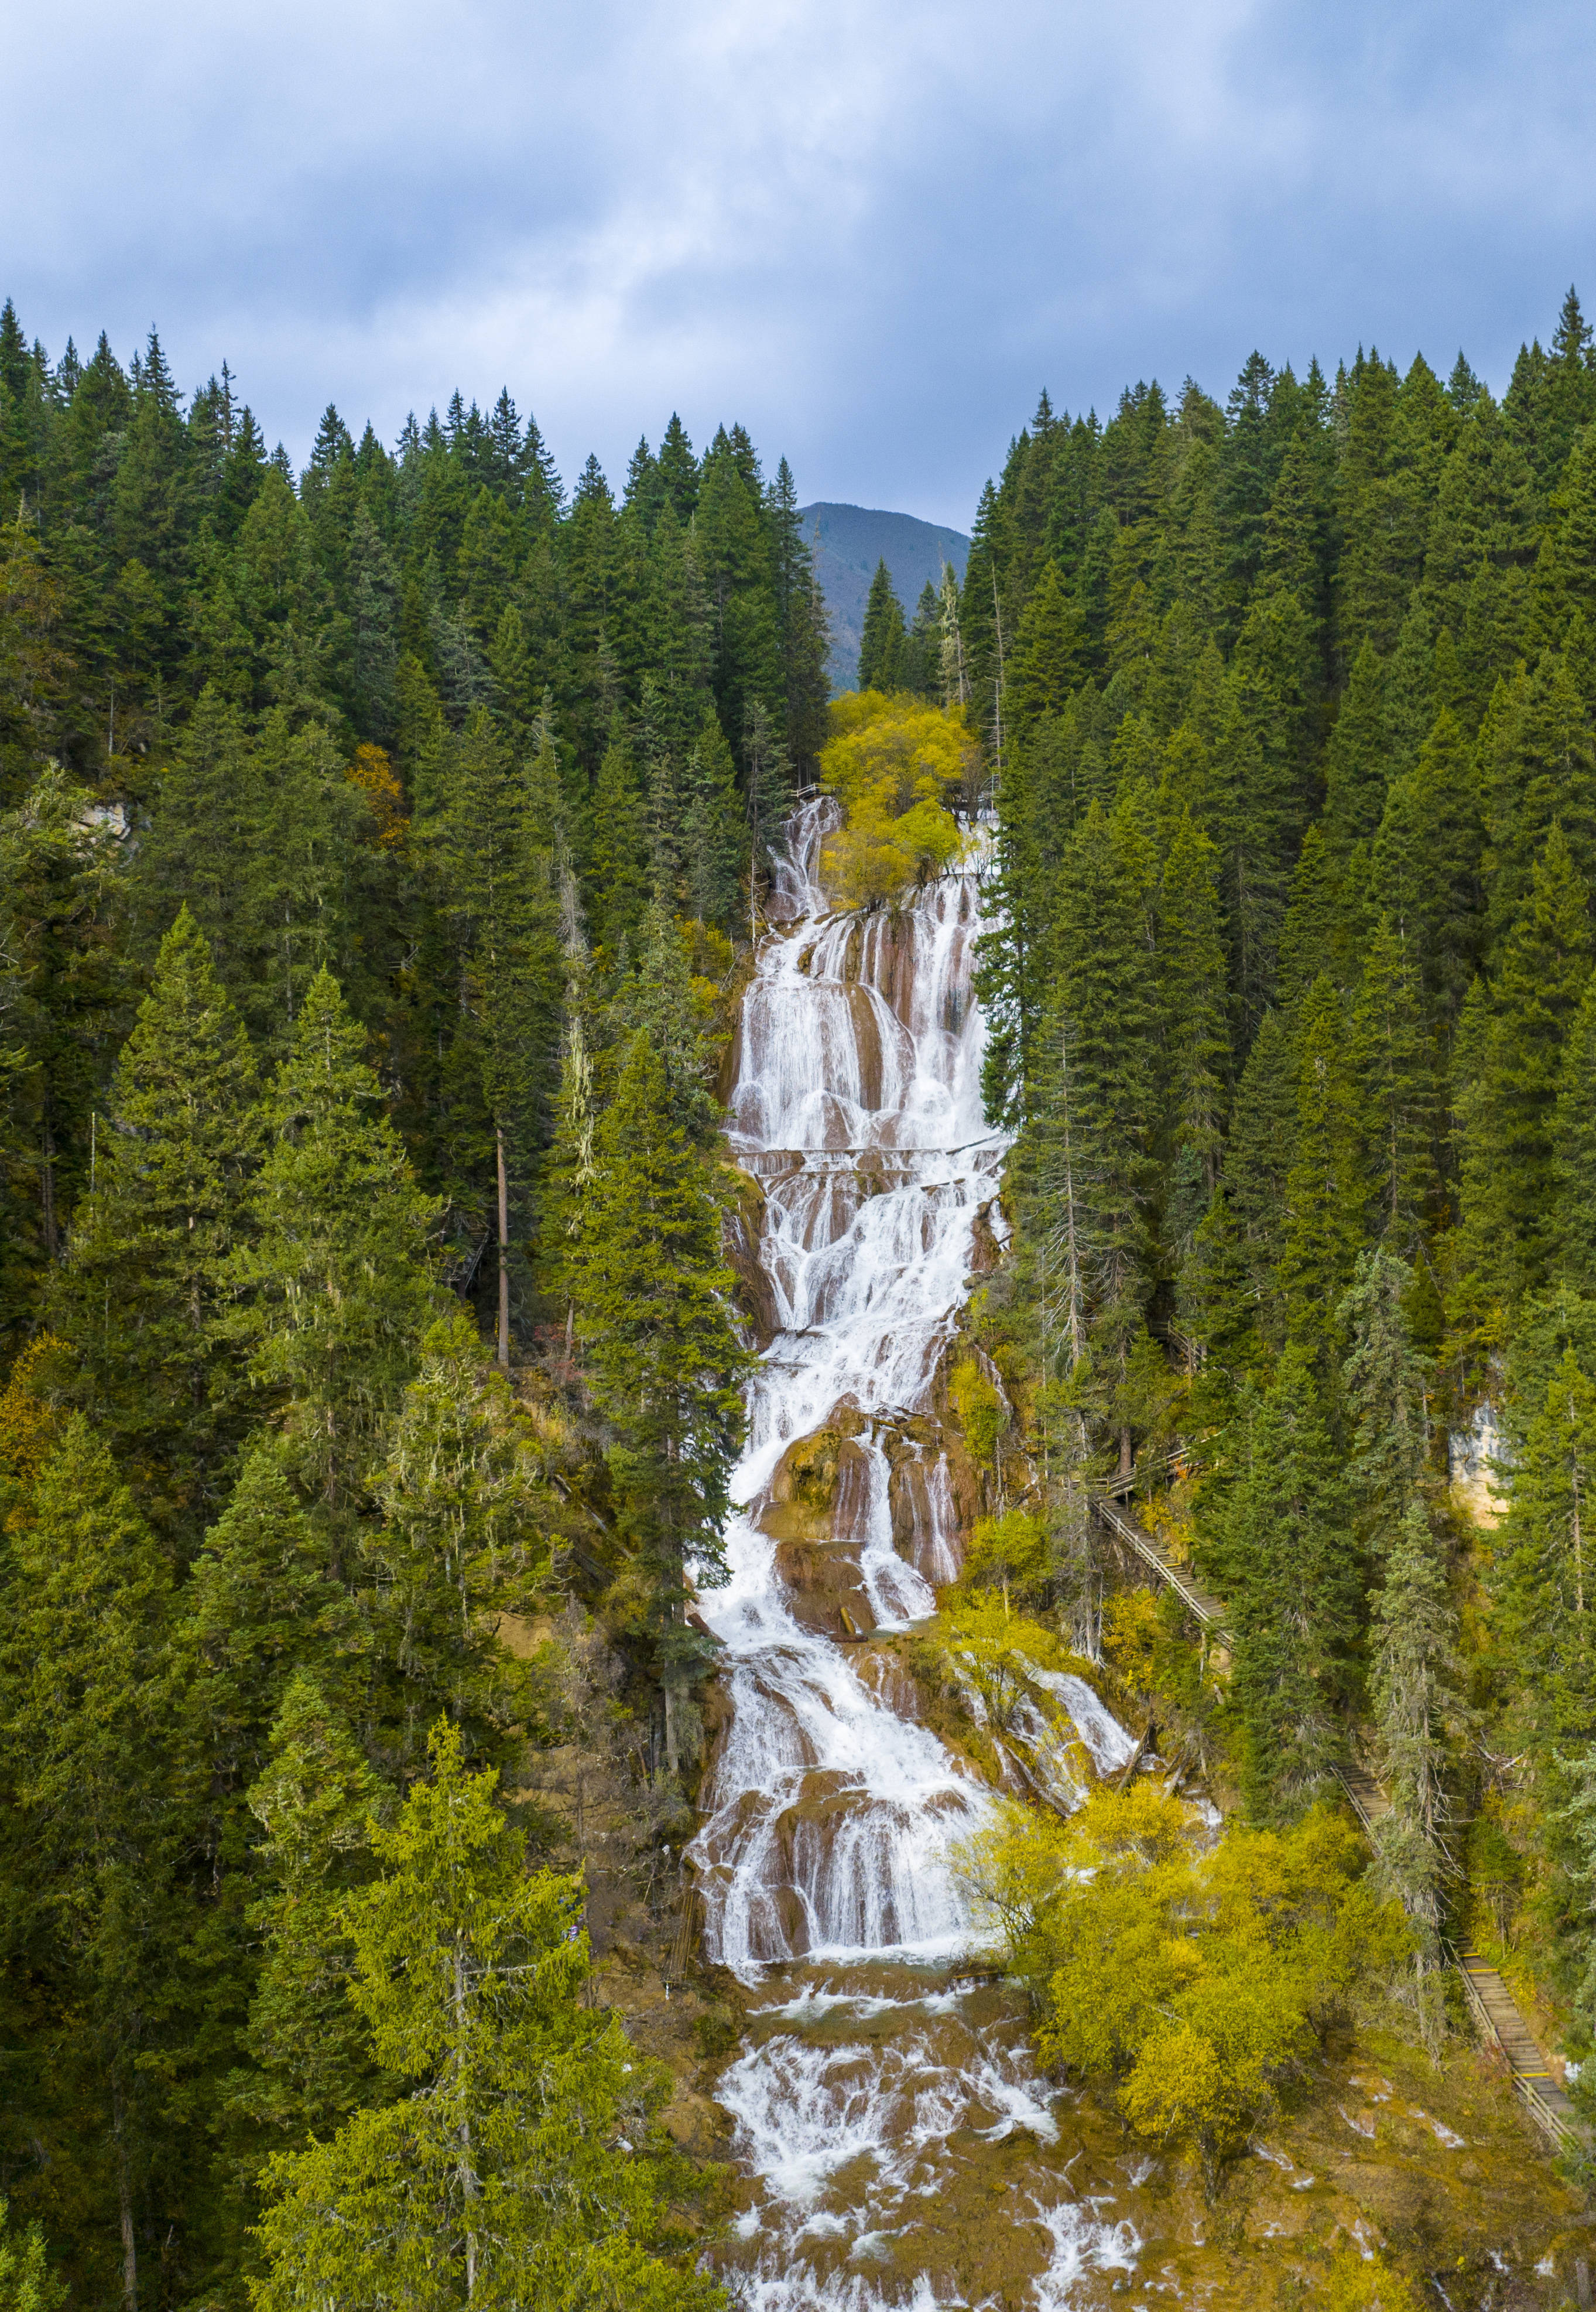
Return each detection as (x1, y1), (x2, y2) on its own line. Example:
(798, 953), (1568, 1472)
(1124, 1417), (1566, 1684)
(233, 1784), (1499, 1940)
(6, 0), (1596, 524)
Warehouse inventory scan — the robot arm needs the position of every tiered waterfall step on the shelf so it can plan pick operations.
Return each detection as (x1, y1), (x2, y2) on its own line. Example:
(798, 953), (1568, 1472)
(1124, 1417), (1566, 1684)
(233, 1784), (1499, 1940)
(1091, 1483), (1586, 2159)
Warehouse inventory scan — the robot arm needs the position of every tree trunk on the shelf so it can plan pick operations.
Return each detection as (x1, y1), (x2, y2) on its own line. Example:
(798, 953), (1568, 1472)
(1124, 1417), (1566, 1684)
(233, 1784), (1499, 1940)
(112, 2074), (138, 2312)
(495, 1123), (511, 1371)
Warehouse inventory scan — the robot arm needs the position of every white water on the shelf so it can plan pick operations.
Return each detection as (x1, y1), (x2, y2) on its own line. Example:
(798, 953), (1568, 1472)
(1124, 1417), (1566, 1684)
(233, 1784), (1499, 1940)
(693, 802), (1145, 2308)
(693, 798), (1006, 1978)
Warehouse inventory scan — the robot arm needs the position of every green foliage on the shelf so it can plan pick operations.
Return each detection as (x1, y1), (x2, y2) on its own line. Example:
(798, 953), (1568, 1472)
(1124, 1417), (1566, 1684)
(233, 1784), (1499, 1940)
(565, 1030), (748, 1769)
(0, 2201), (64, 2312)
(249, 1721), (723, 2312)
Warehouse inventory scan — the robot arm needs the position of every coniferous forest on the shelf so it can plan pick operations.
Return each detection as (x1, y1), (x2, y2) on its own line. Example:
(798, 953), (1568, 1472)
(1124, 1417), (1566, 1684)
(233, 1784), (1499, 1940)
(8, 282), (1596, 2300)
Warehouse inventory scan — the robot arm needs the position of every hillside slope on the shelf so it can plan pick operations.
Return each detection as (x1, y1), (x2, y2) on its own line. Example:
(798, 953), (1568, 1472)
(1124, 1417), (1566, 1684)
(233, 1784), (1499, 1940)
(797, 501), (970, 691)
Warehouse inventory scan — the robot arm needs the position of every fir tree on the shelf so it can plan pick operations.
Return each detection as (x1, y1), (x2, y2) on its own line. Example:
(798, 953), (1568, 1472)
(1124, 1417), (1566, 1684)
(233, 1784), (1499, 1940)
(1212, 1347), (1355, 1822)
(234, 1673), (386, 2154)
(566, 1032), (748, 1771)
(857, 559), (905, 692)
(1369, 1499), (1463, 1964)
(57, 905), (260, 1539)
(367, 1311), (556, 1776)
(1278, 973), (1364, 1369)
(250, 1722), (721, 2312)
(235, 969), (439, 1528)
(437, 706), (563, 1364)
(1454, 823), (1594, 1322)
(2, 1418), (201, 2311)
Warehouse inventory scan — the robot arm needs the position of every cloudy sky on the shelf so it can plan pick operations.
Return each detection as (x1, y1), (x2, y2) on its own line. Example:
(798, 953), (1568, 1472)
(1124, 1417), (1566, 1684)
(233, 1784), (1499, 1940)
(8, 0), (1596, 527)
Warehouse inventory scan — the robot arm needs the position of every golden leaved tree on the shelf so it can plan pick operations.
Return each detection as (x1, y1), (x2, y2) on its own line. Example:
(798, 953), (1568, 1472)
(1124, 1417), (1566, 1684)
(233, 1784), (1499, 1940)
(818, 691), (975, 906)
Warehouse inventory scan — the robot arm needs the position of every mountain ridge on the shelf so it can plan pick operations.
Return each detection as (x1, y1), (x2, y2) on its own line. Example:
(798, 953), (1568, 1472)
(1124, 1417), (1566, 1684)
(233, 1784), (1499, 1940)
(798, 501), (971, 692)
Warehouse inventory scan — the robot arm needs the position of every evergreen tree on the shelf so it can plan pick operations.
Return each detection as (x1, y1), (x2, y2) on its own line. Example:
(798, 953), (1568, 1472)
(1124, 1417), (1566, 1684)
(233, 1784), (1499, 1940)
(2, 1419), (206, 2311)
(566, 1032), (748, 1771)
(187, 1443), (355, 1797)
(1554, 971), (1596, 1292)
(1211, 1347), (1355, 1821)
(1022, 796), (1160, 1455)
(250, 1722), (720, 2312)
(437, 707), (563, 1364)
(1005, 561), (1087, 733)
(1370, 708), (1486, 1045)
(588, 727), (651, 957)
(1369, 1499), (1463, 1961)
(1454, 823), (1594, 1323)
(1339, 1246), (1430, 1561)
(1278, 973), (1364, 1369)
(683, 706), (745, 936)
(235, 969), (439, 1528)
(1156, 809), (1230, 1207)
(234, 1673), (386, 2152)
(856, 559), (905, 692)
(57, 906), (260, 1538)
(1322, 639), (1386, 848)
(1353, 914), (1441, 1256)
(1221, 1007), (1297, 1345)
(367, 1312), (556, 1776)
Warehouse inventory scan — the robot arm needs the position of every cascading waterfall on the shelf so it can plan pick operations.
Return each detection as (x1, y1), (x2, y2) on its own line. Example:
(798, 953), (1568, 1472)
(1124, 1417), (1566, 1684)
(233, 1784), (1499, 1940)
(692, 800), (1146, 2310)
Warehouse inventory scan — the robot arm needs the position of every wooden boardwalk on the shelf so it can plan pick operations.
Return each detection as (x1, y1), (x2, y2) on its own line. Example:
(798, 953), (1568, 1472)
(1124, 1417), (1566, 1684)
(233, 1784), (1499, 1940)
(1093, 1493), (1232, 1644)
(1094, 1489), (1583, 2157)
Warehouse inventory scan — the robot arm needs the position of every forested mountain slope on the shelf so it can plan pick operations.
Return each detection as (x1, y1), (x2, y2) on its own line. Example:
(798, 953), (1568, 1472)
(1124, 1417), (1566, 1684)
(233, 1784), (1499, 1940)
(6, 275), (1596, 2305)
(0, 308), (823, 2308)
(963, 297), (1596, 2151)
(797, 500), (969, 687)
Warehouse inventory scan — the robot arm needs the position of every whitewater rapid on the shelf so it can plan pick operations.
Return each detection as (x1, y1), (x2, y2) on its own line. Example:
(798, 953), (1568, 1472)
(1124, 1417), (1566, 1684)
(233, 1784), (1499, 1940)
(690, 801), (1145, 2310)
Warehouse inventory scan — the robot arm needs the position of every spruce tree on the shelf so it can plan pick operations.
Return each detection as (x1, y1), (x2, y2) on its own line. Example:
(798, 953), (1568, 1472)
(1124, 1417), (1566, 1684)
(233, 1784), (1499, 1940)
(683, 706), (745, 937)
(1322, 639), (1386, 847)
(2, 1418), (201, 2311)
(250, 1724), (719, 2312)
(235, 969), (439, 1528)
(1278, 973), (1364, 1369)
(1454, 823), (1594, 1321)
(1023, 796), (1160, 1445)
(588, 728), (650, 957)
(1156, 809), (1230, 1206)
(1221, 1007), (1297, 1346)
(1554, 971), (1596, 1292)
(1370, 707), (1485, 1044)
(187, 1444), (355, 1797)
(1212, 1347), (1355, 1822)
(1353, 914), (1441, 1256)
(1369, 1499), (1463, 1964)
(57, 905), (260, 1540)
(1005, 561), (1087, 733)
(856, 559), (905, 692)
(565, 1032), (748, 1771)
(437, 706), (563, 1364)
(235, 1673), (386, 2153)
(367, 1311), (556, 1776)
(1339, 1246), (1430, 1561)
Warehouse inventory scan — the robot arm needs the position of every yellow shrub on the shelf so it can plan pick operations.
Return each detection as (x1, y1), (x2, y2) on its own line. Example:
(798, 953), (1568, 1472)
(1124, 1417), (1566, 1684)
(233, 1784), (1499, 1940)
(948, 1355), (1008, 1468)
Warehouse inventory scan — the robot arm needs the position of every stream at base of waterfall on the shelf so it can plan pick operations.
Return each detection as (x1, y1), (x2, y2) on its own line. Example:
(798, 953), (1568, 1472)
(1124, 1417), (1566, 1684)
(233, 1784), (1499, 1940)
(686, 800), (1148, 2310)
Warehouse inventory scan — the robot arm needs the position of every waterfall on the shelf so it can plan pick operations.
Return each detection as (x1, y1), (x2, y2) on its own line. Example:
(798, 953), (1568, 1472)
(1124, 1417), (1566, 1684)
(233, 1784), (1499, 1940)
(693, 800), (1144, 2310)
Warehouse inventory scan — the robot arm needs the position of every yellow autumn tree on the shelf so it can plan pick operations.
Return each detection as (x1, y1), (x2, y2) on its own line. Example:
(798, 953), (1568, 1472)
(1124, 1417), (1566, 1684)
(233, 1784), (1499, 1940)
(954, 1787), (1410, 2196)
(345, 743), (407, 848)
(818, 692), (974, 906)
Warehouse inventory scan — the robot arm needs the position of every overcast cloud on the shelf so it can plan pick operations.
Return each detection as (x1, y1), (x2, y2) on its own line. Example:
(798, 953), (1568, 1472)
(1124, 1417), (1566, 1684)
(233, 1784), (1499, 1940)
(6, 0), (1596, 525)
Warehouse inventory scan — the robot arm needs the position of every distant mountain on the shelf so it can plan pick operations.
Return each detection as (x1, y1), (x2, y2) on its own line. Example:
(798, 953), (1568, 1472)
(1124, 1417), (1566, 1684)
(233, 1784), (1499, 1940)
(798, 502), (971, 693)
